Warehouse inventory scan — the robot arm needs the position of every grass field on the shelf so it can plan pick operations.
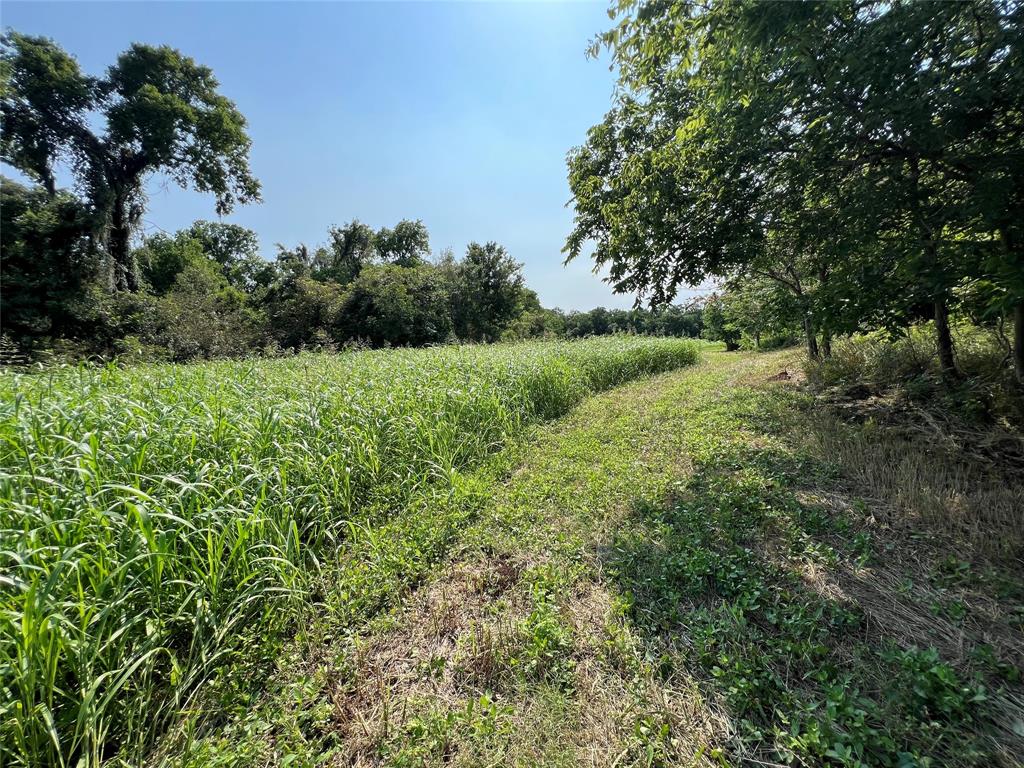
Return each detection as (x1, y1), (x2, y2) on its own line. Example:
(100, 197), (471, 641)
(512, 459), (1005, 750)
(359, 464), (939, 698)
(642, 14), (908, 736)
(4, 342), (1022, 768)
(167, 349), (1022, 768)
(0, 337), (700, 767)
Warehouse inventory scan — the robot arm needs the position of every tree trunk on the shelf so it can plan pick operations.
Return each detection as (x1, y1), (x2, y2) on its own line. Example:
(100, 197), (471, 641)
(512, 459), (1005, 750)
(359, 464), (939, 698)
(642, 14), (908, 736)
(1014, 301), (1024, 387)
(817, 267), (831, 359)
(933, 298), (958, 378)
(908, 159), (958, 379)
(804, 316), (819, 361)
(108, 190), (139, 292)
(1000, 228), (1024, 388)
(755, 330), (761, 350)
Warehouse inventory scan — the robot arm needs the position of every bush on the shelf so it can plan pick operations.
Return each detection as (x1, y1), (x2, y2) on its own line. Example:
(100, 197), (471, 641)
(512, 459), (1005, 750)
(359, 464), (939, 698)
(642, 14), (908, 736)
(806, 329), (932, 392)
(738, 331), (799, 352)
(265, 276), (345, 350)
(334, 264), (453, 347)
(152, 266), (263, 361)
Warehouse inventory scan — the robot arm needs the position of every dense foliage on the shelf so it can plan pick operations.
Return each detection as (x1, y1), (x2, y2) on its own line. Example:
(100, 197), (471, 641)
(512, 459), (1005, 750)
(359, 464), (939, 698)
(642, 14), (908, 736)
(0, 336), (700, 767)
(0, 35), (709, 362)
(0, 175), (706, 358)
(566, 0), (1024, 383)
(0, 31), (260, 291)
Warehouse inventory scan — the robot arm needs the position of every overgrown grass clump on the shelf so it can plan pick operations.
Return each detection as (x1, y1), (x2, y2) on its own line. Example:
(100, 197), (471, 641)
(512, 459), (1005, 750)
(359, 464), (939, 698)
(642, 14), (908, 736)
(805, 325), (1023, 428)
(0, 336), (699, 767)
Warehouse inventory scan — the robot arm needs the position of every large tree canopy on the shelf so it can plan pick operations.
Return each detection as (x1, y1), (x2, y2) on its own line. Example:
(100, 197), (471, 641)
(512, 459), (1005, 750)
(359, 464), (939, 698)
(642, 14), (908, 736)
(0, 176), (97, 340)
(566, 0), (1024, 377)
(375, 219), (431, 268)
(453, 241), (528, 342)
(1, 32), (260, 290)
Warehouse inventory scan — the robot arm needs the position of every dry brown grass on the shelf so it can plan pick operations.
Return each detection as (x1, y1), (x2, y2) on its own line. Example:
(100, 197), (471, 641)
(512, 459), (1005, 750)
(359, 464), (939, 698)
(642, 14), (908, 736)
(324, 555), (531, 765)
(563, 582), (729, 768)
(748, 365), (1024, 764)
(781, 484), (1024, 762)
(787, 544), (1024, 763)
(794, 394), (1024, 561)
(322, 545), (732, 767)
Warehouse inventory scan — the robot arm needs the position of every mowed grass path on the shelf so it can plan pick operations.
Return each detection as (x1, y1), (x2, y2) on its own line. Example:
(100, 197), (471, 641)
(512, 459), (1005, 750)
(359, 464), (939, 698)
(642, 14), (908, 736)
(174, 350), (1023, 768)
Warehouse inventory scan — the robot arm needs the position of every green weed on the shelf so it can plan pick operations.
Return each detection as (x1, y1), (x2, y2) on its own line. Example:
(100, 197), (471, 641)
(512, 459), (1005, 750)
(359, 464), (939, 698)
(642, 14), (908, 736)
(609, 384), (999, 767)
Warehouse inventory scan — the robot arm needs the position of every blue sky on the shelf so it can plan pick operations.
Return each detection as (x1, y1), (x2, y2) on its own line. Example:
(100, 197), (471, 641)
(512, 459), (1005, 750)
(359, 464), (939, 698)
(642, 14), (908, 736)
(2, 1), (683, 310)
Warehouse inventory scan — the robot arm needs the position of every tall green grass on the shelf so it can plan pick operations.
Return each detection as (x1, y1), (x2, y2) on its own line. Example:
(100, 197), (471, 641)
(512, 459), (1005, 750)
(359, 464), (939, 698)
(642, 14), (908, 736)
(0, 337), (699, 767)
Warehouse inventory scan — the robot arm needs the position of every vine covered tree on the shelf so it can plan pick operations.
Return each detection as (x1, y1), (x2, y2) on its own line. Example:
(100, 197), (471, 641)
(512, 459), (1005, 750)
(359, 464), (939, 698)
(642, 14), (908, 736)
(1, 32), (261, 290)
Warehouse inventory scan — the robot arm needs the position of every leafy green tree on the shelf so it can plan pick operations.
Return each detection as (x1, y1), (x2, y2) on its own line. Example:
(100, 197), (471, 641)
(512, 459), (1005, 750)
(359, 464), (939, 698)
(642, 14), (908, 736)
(719, 276), (803, 351)
(375, 219), (430, 268)
(271, 243), (315, 288)
(69, 286), (161, 357)
(700, 294), (741, 351)
(335, 264), (453, 346)
(705, 0), (1010, 373)
(1, 32), (260, 290)
(559, 304), (702, 339)
(266, 275), (344, 350)
(564, 307), (609, 338)
(136, 232), (212, 295)
(655, 304), (703, 338)
(565, 96), (759, 306)
(568, 0), (1024, 380)
(502, 307), (567, 341)
(184, 220), (274, 293)
(152, 264), (261, 360)
(452, 242), (528, 342)
(0, 177), (98, 346)
(321, 219), (377, 284)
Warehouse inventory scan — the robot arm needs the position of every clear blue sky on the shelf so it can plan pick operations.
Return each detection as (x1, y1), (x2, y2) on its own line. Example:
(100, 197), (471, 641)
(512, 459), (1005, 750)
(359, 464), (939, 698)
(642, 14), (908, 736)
(3, 1), (696, 310)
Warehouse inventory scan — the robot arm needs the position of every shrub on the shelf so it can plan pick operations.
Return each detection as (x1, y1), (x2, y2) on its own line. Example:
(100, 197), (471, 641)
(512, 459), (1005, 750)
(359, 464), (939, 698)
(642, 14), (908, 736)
(152, 266), (263, 360)
(334, 264), (453, 347)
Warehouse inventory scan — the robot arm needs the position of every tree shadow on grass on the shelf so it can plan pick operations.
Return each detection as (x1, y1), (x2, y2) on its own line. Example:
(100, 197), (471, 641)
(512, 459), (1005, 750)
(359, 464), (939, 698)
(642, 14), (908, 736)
(601, 430), (1021, 767)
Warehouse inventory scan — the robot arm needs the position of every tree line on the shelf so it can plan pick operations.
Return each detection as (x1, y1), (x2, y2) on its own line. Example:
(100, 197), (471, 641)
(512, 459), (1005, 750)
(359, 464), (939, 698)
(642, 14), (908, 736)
(566, 0), (1023, 384)
(0, 175), (703, 360)
(0, 32), (707, 361)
